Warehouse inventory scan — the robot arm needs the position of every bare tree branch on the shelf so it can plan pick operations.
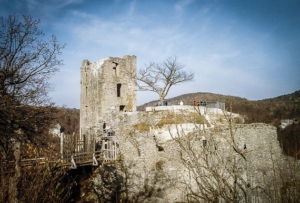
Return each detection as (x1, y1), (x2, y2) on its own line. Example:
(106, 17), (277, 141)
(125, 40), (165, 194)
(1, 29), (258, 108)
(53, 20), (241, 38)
(135, 56), (194, 103)
(0, 14), (64, 157)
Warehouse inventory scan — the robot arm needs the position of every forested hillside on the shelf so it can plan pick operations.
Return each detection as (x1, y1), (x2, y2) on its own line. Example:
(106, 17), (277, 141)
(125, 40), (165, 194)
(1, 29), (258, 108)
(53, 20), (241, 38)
(52, 107), (80, 135)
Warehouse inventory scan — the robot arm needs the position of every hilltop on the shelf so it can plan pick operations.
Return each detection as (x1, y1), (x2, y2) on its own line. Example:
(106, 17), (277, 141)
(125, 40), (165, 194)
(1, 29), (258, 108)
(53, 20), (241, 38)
(137, 90), (300, 158)
(138, 90), (300, 124)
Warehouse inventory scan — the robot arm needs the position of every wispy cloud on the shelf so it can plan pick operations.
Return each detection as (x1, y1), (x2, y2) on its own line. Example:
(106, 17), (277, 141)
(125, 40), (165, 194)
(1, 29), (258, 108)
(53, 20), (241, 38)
(127, 0), (136, 16)
(2, 0), (299, 107)
(175, 0), (194, 13)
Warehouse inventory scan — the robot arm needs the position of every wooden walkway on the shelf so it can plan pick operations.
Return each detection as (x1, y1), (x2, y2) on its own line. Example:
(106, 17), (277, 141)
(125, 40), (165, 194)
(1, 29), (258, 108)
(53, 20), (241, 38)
(1, 130), (119, 175)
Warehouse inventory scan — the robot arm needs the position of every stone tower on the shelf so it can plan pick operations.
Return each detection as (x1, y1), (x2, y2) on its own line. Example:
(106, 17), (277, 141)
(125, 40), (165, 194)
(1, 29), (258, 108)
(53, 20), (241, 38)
(80, 55), (137, 135)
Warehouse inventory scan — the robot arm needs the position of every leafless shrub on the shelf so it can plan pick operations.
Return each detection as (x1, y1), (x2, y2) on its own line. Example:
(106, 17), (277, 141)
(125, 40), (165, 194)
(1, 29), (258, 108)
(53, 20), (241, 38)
(170, 105), (300, 202)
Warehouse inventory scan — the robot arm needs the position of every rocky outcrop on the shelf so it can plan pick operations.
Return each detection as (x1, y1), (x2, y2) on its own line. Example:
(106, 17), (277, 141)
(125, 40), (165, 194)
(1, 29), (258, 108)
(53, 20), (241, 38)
(78, 108), (300, 202)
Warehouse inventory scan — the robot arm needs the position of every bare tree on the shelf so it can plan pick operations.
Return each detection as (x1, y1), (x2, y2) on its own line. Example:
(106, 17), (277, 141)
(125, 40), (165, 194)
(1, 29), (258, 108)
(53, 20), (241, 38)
(0, 14), (65, 157)
(136, 56), (194, 104)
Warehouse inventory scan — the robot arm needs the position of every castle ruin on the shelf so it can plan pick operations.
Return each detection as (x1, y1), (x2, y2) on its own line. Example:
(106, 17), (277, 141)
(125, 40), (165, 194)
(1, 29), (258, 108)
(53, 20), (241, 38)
(77, 55), (299, 202)
(80, 55), (137, 136)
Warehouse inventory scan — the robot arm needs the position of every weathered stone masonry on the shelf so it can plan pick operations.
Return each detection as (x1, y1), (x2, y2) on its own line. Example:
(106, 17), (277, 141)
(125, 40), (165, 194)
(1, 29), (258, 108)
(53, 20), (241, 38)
(78, 55), (300, 203)
(80, 55), (137, 136)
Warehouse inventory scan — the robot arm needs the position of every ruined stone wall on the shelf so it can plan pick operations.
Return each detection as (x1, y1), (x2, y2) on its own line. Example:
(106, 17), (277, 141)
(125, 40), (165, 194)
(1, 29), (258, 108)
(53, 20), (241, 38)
(82, 109), (294, 203)
(80, 55), (137, 136)
(78, 55), (299, 202)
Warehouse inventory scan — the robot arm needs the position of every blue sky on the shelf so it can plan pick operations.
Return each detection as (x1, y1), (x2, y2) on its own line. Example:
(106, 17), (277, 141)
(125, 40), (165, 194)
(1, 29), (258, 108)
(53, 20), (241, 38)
(1, 0), (299, 108)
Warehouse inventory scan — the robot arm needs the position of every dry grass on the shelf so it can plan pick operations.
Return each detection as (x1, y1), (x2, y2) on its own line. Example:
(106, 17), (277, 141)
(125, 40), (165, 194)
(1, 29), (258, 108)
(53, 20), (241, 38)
(132, 122), (151, 132)
(157, 112), (208, 127)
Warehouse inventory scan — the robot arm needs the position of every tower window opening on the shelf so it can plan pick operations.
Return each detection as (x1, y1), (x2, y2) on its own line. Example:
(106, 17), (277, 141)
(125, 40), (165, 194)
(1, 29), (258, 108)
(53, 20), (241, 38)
(120, 105), (125, 111)
(112, 62), (118, 67)
(117, 83), (121, 97)
(112, 62), (118, 76)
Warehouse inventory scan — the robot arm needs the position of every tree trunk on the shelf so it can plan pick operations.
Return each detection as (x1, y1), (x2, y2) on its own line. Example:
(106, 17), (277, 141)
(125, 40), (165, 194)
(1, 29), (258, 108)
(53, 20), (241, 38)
(9, 141), (21, 203)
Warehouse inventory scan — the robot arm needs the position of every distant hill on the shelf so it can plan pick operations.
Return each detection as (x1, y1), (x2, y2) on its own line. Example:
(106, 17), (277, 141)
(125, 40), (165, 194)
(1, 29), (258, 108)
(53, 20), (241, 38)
(138, 90), (300, 124)
(138, 90), (300, 158)
(137, 92), (248, 111)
